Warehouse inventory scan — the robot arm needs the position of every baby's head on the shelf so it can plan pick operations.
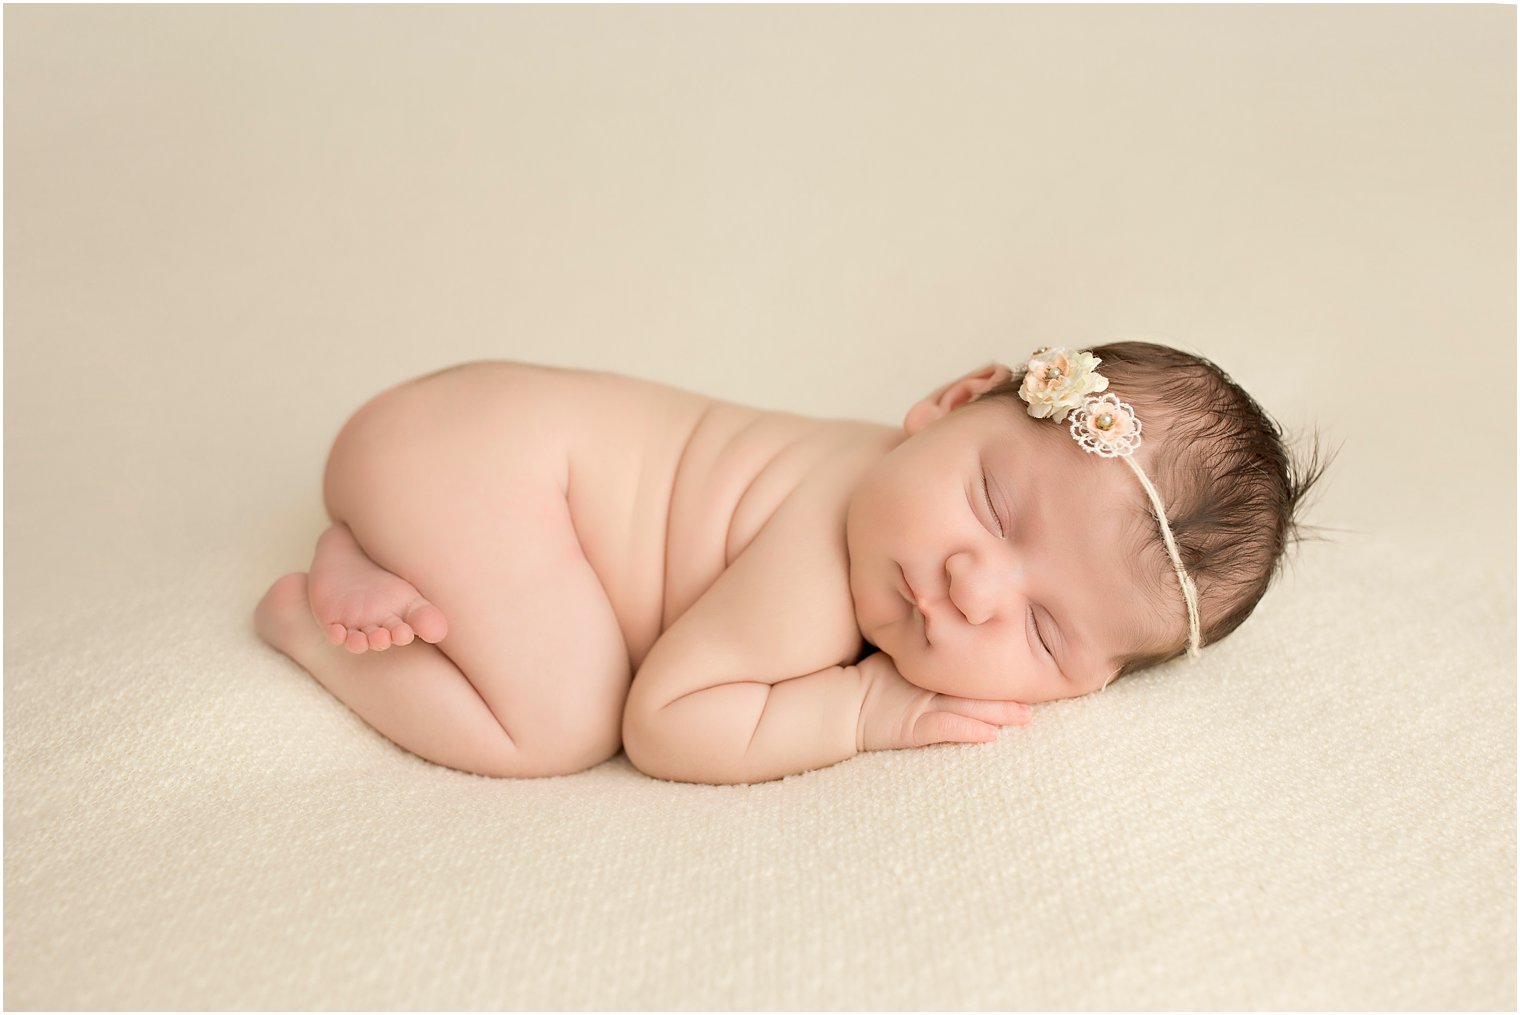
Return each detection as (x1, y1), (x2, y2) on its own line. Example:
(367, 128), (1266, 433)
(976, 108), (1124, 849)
(986, 341), (1333, 678)
(845, 340), (1330, 703)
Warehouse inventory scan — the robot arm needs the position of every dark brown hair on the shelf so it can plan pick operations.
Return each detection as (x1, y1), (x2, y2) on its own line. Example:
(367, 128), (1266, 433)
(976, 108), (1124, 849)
(979, 341), (1335, 679)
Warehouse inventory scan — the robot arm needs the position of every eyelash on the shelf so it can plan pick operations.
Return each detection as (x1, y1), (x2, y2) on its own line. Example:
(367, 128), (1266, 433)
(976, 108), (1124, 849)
(981, 470), (1004, 538)
(1029, 608), (1052, 657)
(984, 470), (1053, 658)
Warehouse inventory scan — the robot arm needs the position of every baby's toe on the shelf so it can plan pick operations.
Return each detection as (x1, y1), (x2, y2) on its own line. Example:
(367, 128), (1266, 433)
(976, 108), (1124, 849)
(325, 623), (348, 646)
(405, 601), (448, 644)
(344, 628), (369, 654)
(385, 619), (415, 647)
(365, 625), (392, 651)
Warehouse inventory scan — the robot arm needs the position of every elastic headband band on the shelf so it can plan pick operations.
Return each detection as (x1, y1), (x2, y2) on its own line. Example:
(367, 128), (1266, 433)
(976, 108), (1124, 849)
(1018, 347), (1202, 660)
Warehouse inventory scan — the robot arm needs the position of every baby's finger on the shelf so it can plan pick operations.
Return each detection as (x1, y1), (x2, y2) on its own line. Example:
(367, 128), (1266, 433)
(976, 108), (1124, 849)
(937, 696), (1032, 727)
(912, 711), (1000, 747)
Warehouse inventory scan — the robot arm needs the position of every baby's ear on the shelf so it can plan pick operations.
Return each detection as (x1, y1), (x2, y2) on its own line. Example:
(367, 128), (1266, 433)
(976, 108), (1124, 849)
(903, 363), (1014, 435)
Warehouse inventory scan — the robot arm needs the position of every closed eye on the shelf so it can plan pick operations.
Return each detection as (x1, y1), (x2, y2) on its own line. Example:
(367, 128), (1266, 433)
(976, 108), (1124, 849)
(1028, 607), (1052, 658)
(981, 470), (1004, 538)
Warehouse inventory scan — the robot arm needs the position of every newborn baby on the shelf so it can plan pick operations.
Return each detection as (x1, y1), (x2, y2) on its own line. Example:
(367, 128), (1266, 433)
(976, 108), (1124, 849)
(255, 342), (1324, 784)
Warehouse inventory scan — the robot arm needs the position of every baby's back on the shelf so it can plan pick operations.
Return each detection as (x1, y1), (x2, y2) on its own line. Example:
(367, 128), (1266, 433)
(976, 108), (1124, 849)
(403, 361), (893, 671)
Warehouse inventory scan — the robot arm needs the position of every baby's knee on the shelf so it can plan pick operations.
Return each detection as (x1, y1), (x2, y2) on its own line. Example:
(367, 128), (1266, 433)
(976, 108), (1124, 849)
(462, 704), (622, 779)
(524, 707), (623, 777)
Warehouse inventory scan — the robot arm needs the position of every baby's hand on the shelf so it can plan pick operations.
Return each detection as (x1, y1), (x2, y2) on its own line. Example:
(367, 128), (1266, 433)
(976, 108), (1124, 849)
(855, 652), (1030, 754)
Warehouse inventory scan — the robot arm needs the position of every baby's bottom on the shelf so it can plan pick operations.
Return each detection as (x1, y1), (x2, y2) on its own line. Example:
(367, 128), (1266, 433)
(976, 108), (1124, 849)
(255, 372), (631, 778)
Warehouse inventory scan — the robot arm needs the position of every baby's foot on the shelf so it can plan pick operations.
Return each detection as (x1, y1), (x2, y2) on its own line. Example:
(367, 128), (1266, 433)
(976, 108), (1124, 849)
(307, 523), (448, 653)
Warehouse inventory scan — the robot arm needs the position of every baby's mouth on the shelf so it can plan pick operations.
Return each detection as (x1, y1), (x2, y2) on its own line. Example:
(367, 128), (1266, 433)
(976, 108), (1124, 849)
(899, 566), (934, 610)
(898, 565), (916, 605)
(898, 566), (932, 642)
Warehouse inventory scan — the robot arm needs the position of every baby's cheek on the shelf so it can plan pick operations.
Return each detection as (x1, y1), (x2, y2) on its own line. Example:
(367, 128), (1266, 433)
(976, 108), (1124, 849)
(899, 654), (1009, 700)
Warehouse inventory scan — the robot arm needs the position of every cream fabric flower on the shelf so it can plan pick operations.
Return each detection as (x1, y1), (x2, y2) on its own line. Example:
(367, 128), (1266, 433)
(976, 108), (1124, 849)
(1069, 392), (1143, 458)
(1018, 347), (1109, 422)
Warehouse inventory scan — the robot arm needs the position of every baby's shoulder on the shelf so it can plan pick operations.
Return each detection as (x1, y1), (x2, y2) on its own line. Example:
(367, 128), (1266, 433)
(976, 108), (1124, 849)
(676, 400), (896, 558)
(650, 410), (899, 679)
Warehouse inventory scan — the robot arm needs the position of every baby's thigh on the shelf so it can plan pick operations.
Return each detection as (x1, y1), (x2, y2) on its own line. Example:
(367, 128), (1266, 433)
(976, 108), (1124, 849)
(323, 376), (630, 767)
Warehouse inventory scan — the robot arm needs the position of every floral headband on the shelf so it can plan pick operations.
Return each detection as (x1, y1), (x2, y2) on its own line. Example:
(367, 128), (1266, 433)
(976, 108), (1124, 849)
(1019, 347), (1202, 659)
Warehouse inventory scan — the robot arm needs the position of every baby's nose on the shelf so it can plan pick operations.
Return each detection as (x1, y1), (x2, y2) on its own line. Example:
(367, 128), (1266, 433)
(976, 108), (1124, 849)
(958, 595), (996, 626)
(946, 552), (1005, 626)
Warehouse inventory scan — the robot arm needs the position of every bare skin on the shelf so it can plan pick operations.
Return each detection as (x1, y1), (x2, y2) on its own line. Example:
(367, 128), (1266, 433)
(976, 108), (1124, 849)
(257, 359), (1160, 783)
(308, 520), (448, 653)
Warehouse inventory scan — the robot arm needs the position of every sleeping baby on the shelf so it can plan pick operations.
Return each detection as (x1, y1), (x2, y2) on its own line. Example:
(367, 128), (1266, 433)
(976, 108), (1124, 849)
(255, 342), (1326, 784)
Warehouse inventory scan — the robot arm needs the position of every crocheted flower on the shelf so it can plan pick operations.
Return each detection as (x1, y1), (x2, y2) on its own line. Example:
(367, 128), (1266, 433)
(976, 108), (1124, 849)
(1019, 347), (1109, 422)
(1069, 392), (1142, 458)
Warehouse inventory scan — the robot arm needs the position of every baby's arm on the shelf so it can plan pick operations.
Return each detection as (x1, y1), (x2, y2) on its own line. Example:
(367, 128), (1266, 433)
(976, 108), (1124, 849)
(622, 482), (1027, 785)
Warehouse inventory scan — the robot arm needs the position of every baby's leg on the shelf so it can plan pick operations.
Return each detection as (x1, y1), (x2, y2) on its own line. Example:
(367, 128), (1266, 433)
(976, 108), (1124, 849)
(257, 371), (631, 778)
(257, 573), (526, 776)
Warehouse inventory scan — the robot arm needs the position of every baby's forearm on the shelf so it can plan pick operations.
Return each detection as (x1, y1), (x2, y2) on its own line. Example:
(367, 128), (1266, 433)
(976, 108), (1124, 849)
(623, 664), (868, 785)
